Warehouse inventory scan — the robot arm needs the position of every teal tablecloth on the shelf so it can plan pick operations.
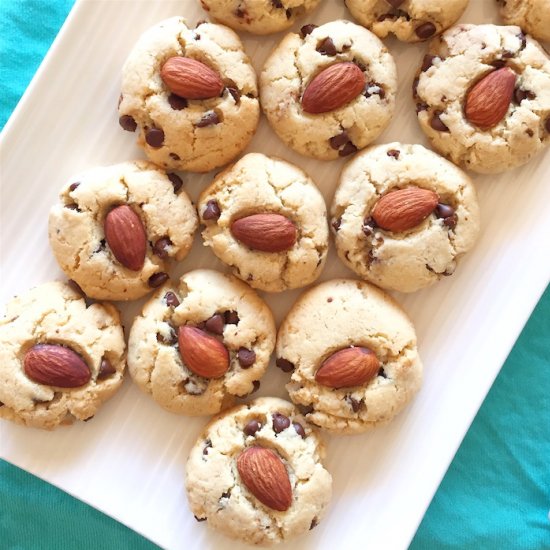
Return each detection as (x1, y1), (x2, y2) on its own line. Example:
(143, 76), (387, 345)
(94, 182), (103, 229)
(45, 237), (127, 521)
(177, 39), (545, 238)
(1, 1), (549, 548)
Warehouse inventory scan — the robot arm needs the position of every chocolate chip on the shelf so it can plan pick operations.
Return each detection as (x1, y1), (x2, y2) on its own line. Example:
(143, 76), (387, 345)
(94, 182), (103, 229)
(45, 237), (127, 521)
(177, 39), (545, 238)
(378, 367), (387, 378)
(364, 81), (386, 99)
(298, 404), (314, 415)
(514, 88), (536, 104)
(220, 490), (231, 499)
(194, 516), (207, 522)
(431, 111), (449, 132)
(69, 182), (80, 192)
(526, 128), (534, 137)
(244, 419), (261, 436)
(203, 439), (212, 455)
(235, 7), (247, 18)
(153, 237), (171, 259)
(224, 310), (239, 324)
(332, 217), (341, 232)
(169, 153), (181, 161)
(168, 93), (188, 110)
(310, 517), (319, 530)
(98, 358), (116, 380)
(362, 217), (376, 237)
(293, 422), (306, 439)
(205, 314), (224, 335)
(546, 117), (550, 133)
(250, 380), (260, 394)
(327, 297), (333, 303)
(421, 54), (436, 72)
(195, 111), (220, 127)
(317, 37), (337, 56)
(416, 102), (429, 113)
(502, 50), (514, 59)
(227, 87), (241, 104)
(346, 396), (363, 412)
(519, 32), (527, 50)
(65, 203), (80, 211)
(145, 128), (164, 147)
(276, 358), (295, 372)
(300, 24), (317, 38)
(329, 131), (350, 149)
(286, 8), (292, 18)
(94, 239), (106, 253)
(435, 203), (455, 219)
(119, 115), (137, 132)
(415, 22), (436, 39)
(492, 59), (507, 69)
(377, 13), (397, 22)
(387, 149), (400, 159)
(272, 412), (290, 433)
(202, 199), (221, 221)
(168, 173), (183, 193)
(148, 272), (169, 288)
(340, 141), (357, 157)
(157, 326), (177, 346)
(271, 0), (283, 7)
(164, 291), (180, 308)
(238, 348), (256, 368)
(443, 214), (458, 229)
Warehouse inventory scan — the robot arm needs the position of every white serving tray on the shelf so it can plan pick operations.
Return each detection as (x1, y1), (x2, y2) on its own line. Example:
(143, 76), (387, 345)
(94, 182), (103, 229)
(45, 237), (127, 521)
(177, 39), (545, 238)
(1, 1), (549, 549)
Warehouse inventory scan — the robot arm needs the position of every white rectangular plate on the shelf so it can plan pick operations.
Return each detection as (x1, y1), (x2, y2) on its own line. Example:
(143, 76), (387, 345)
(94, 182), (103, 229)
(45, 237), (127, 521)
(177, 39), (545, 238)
(1, 1), (549, 549)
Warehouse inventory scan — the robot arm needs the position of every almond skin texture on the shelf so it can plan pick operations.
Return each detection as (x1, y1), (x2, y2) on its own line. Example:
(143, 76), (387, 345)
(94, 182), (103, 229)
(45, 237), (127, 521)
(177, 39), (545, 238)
(315, 347), (380, 389)
(372, 187), (439, 232)
(237, 447), (292, 511)
(464, 68), (517, 130)
(302, 62), (366, 114)
(161, 57), (224, 100)
(24, 344), (91, 387)
(104, 205), (147, 271)
(230, 213), (297, 252)
(178, 326), (229, 378)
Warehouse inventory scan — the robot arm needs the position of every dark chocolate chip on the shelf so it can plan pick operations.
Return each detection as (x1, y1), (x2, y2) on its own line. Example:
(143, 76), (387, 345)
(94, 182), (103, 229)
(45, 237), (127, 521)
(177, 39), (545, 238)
(202, 199), (221, 220)
(514, 88), (536, 104)
(492, 59), (507, 68)
(148, 272), (169, 288)
(430, 111), (449, 132)
(276, 358), (295, 372)
(329, 131), (350, 150)
(194, 516), (207, 522)
(157, 326), (177, 346)
(65, 203), (80, 211)
(250, 380), (260, 394)
(346, 396), (363, 412)
(94, 239), (107, 253)
(502, 50), (514, 59)
(227, 87), (241, 104)
(415, 22), (436, 39)
(327, 297), (333, 303)
(300, 24), (317, 38)
(298, 404), (314, 415)
(153, 237), (171, 259)
(238, 348), (256, 368)
(271, 0), (283, 7)
(164, 291), (180, 308)
(145, 127), (165, 148)
(69, 182), (80, 192)
(272, 412), (290, 433)
(364, 81), (385, 99)
(443, 214), (458, 229)
(362, 217), (376, 237)
(526, 128), (534, 137)
(98, 358), (116, 380)
(387, 149), (400, 159)
(168, 173), (183, 193)
(235, 7), (247, 18)
(195, 111), (220, 127)
(220, 490), (231, 499)
(224, 310), (239, 325)
(519, 32), (527, 50)
(203, 439), (212, 455)
(317, 37), (337, 56)
(416, 102), (429, 113)
(421, 54), (436, 72)
(168, 93), (188, 110)
(244, 419), (261, 436)
(169, 153), (181, 161)
(293, 422), (306, 439)
(435, 203), (455, 219)
(310, 517), (319, 530)
(377, 13), (397, 22)
(119, 115), (137, 132)
(205, 314), (224, 335)
(286, 8), (292, 18)
(378, 367), (387, 378)
(339, 141), (358, 157)
(332, 217), (341, 232)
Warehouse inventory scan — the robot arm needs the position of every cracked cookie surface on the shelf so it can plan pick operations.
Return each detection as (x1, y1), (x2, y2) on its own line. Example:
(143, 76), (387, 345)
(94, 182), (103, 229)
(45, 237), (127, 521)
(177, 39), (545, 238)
(48, 161), (197, 301)
(414, 24), (550, 173)
(260, 19), (397, 160)
(345, 0), (469, 43)
(498, 0), (550, 43)
(186, 397), (332, 545)
(198, 0), (321, 35)
(0, 282), (125, 430)
(331, 143), (480, 293)
(277, 279), (422, 434)
(119, 17), (259, 172)
(198, 153), (329, 292)
(128, 269), (276, 416)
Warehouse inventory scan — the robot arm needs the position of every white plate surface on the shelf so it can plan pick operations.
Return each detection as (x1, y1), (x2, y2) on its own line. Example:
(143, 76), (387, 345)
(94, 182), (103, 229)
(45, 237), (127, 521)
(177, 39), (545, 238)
(1, 1), (549, 549)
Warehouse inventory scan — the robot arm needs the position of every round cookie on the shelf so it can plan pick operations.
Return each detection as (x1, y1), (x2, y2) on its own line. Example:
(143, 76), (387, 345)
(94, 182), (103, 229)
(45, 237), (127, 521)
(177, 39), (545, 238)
(260, 20), (397, 160)
(128, 270), (276, 416)
(345, 0), (469, 43)
(276, 279), (423, 435)
(186, 397), (332, 545)
(198, 0), (322, 35)
(498, 0), (550, 44)
(0, 282), (125, 430)
(198, 153), (329, 292)
(413, 24), (550, 174)
(48, 161), (197, 301)
(331, 143), (480, 293)
(119, 17), (259, 173)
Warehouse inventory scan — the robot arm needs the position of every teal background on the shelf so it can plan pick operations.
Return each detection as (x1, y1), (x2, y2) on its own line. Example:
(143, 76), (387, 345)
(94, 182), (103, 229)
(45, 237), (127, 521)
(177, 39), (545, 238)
(1, 1), (549, 548)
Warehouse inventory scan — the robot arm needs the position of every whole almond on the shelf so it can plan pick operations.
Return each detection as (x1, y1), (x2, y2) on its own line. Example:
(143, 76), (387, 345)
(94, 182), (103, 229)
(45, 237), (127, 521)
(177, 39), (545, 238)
(302, 62), (366, 114)
(371, 187), (439, 232)
(231, 213), (297, 252)
(178, 326), (229, 378)
(464, 67), (516, 130)
(237, 446), (292, 511)
(161, 57), (224, 100)
(24, 344), (91, 387)
(104, 205), (147, 271)
(315, 347), (380, 389)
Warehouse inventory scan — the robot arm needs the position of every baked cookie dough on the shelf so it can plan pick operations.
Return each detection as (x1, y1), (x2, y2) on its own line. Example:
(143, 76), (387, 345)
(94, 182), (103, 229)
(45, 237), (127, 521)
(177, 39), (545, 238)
(260, 20), (397, 160)
(198, 0), (322, 35)
(413, 24), (550, 174)
(48, 161), (197, 301)
(186, 397), (332, 545)
(498, 0), (550, 43)
(331, 143), (480, 293)
(345, 0), (469, 42)
(119, 17), (259, 173)
(198, 153), (328, 292)
(276, 279), (422, 434)
(0, 282), (125, 430)
(128, 270), (276, 416)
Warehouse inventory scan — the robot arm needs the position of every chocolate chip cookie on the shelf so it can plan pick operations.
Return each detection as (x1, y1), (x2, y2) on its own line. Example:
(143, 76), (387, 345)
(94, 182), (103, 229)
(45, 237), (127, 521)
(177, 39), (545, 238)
(0, 282), (125, 430)
(198, 153), (329, 292)
(260, 19), (397, 160)
(414, 24), (550, 173)
(331, 143), (480, 293)
(498, 0), (550, 43)
(186, 397), (332, 545)
(277, 279), (423, 434)
(48, 161), (197, 301)
(119, 17), (259, 172)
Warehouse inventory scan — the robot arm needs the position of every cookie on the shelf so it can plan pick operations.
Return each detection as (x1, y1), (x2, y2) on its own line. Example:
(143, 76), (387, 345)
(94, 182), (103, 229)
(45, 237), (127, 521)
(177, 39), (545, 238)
(345, 0), (469, 42)
(0, 282), (125, 430)
(119, 17), (260, 173)
(198, 153), (329, 292)
(331, 143), (480, 293)
(186, 397), (332, 545)
(198, 0), (322, 35)
(276, 279), (422, 434)
(498, 0), (550, 43)
(48, 161), (197, 301)
(413, 24), (550, 174)
(260, 20), (397, 160)
(128, 270), (276, 416)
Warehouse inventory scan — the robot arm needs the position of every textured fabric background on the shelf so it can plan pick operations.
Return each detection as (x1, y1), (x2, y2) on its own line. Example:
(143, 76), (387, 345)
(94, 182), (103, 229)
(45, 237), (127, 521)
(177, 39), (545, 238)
(1, 1), (549, 548)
